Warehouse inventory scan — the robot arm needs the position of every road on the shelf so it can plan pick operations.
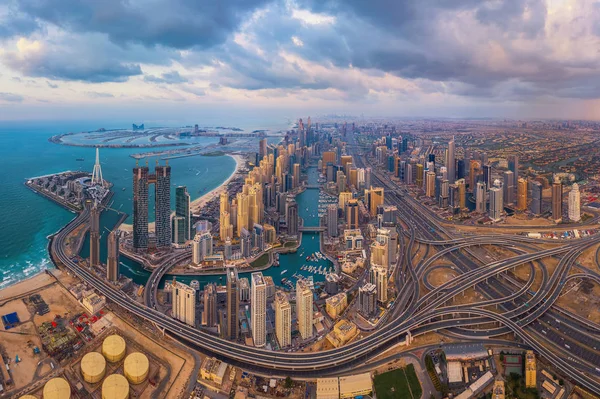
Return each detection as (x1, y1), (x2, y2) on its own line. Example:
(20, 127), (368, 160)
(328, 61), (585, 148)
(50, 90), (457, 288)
(42, 147), (600, 393)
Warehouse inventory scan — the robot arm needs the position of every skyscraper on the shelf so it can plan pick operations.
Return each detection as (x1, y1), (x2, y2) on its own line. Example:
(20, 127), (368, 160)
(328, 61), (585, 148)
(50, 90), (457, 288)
(107, 229), (119, 282)
(132, 162), (172, 250)
(174, 186), (190, 242)
(489, 182), (503, 222)
(286, 198), (298, 236)
(368, 187), (384, 217)
(202, 283), (217, 327)
(358, 283), (377, 317)
(569, 183), (581, 222)
(296, 278), (313, 340)
(133, 164), (149, 250)
(293, 163), (300, 189)
(89, 203), (100, 267)
(482, 164), (492, 191)
(370, 265), (388, 303)
(530, 181), (542, 215)
(503, 171), (514, 205)
(251, 272), (267, 347)
(476, 181), (487, 213)
(154, 163), (172, 248)
(274, 291), (291, 348)
(259, 138), (268, 161)
(240, 228), (252, 257)
(226, 268), (239, 340)
(508, 155), (519, 179)
(345, 199), (359, 229)
(327, 203), (338, 237)
(426, 171), (436, 197)
(192, 232), (213, 264)
(172, 279), (196, 327)
(469, 160), (481, 191)
(517, 178), (528, 210)
(552, 176), (563, 223)
(447, 137), (455, 184)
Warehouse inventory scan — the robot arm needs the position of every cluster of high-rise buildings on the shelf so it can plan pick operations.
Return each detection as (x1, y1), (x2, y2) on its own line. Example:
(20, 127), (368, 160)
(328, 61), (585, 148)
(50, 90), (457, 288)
(376, 135), (581, 224)
(218, 138), (313, 251)
(169, 266), (315, 349)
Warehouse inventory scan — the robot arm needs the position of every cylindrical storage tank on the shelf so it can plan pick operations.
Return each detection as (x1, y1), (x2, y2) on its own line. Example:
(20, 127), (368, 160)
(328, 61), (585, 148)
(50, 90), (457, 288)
(124, 352), (149, 384)
(81, 351), (106, 383)
(102, 374), (129, 399)
(43, 378), (71, 399)
(102, 335), (126, 363)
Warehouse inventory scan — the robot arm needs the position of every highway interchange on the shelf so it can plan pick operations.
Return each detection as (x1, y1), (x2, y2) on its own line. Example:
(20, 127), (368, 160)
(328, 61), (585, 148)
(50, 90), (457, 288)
(46, 143), (600, 393)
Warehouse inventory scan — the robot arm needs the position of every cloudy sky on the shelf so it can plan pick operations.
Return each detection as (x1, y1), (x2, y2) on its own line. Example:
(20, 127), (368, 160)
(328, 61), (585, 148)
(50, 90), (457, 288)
(0, 0), (599, 122)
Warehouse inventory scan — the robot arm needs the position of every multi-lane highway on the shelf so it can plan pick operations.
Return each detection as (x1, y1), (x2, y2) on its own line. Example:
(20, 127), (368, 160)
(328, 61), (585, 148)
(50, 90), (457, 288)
(44, 148), (600, 392)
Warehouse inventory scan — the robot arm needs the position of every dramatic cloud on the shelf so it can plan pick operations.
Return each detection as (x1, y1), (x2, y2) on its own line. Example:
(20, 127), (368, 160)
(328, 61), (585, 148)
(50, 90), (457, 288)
(0, 92), (24, 102)
(15, 0), (272, 49)
(0, 0), (599, 119)
(144, 71), (188, 84)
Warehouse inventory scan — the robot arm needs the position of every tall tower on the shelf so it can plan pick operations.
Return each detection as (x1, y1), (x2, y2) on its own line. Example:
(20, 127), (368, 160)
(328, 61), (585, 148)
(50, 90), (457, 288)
(91, 147), (104, 186)
(154, 163), (172, 248)
(476, 181), (487, 213)
(489, 183), (503, 222)
(132, 163), (149, 250)
(107, 229), (119, 282)
(226, 268), (239, 340)
(569, 183), (581, 222)
(447, 137), (455, 184)
(552, 176), (563, 223)
(89, 203), (100, 267)
(370, 265), (388, 303)
(251, 272), (266, 347)
(296, 278), (313, 340)
(171, 279), (196, 327)
(345, 199), (359, 230)
(286, 198), (298, 236)
(174, 186), (190, 242)
(517, 178), (528, 210)
(275, 291), (291, 348)
(202, 283), (217, 327)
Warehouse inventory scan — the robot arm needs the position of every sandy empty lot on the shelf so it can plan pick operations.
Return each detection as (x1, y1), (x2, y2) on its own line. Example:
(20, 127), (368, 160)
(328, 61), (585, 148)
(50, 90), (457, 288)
(0, 299), (45, 390)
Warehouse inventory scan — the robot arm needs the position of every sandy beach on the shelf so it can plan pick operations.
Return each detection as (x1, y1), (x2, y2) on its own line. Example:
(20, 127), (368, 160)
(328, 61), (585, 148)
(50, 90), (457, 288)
(119, 153), (244, 232)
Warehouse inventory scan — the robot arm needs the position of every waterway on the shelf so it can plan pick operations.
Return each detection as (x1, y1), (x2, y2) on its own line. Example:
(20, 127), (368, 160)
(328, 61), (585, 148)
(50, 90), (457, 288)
(80, 167), (332, 291)
(0, 120), (285, 289)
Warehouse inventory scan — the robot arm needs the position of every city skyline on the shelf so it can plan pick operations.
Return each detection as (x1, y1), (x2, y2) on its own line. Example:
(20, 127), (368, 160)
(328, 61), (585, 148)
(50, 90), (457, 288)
(1, 0), (600, 121)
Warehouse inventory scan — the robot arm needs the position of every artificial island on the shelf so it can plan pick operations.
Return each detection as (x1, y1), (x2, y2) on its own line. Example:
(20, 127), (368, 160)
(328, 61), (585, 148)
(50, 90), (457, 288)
(1, 118), (600, 399)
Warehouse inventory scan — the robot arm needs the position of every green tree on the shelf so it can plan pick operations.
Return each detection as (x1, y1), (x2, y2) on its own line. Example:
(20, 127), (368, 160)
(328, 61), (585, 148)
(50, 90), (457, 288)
(284, 376), (293, 389)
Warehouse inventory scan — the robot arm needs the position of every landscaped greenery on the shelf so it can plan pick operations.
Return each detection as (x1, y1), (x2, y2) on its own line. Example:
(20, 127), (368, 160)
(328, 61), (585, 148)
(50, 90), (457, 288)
(283, 240), (298, 248)
(405, 364), (423, 399)
(250, 252), (270, 268)
(505, 372), (540, 399)
(374, 365), (423, 399)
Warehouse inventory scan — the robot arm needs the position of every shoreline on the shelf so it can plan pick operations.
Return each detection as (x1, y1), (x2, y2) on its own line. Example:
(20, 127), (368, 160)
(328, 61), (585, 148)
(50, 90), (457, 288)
(0, 153), (244, 294)
(119, 152), (244, 232)
(190, 153), (243, 213)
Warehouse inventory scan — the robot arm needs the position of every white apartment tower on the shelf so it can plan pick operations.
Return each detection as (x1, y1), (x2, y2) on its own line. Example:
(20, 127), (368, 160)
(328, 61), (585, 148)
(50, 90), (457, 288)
(171, 280), (196, 327)
(569, 183), (581, 222)
(251, 272), (267, 347)
(296, 279), (314, 340)
(274, 291), (292, 348)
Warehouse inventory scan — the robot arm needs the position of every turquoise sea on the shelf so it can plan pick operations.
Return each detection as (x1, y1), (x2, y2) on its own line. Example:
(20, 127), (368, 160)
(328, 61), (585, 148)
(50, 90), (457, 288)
(0, 120), (330, 290)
